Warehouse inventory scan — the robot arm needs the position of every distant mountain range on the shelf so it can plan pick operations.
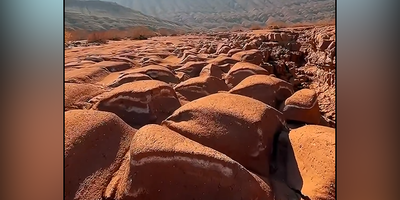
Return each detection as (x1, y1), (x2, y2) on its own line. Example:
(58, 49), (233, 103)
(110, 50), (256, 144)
(65, 0), (191, 31)
(65, 0), (335, 31)
(102, 0), (335, 28)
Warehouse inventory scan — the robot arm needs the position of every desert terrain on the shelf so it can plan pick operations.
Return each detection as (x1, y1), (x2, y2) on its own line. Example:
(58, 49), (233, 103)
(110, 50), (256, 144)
(65, 21), (336, 200)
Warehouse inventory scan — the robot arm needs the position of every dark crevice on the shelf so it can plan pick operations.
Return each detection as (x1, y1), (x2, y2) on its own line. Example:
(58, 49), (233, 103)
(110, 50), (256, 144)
(288, 186), (311, 200)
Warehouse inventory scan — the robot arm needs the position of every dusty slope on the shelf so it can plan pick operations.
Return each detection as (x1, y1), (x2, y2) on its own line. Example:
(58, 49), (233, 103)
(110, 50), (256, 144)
(65, 0), (191, 31)
(103, 0), (335, 29)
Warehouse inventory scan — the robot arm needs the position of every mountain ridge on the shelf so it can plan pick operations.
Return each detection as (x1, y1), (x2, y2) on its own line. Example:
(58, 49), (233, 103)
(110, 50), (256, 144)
(102, 0), (335, 28)
(65, 0), (191, 31)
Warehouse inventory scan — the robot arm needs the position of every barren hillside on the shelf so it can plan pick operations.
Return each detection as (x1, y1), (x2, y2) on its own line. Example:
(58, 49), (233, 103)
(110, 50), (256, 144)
(65, 0), (191, 31)
(103, 0), (335, 28)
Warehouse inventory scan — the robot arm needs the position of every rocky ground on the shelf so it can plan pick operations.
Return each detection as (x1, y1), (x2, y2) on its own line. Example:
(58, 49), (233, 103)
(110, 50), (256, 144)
(65, 25), (335, 200)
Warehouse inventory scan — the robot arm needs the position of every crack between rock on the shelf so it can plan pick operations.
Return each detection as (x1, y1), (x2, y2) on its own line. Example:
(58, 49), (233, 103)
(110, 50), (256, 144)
(288, 186), (311, 200)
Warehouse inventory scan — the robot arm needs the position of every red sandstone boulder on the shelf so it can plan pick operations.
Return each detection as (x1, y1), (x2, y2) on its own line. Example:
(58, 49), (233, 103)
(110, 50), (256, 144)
(179, 49), (196, 59)
(162, 93), (285, 178)
(64, 60), (96, 68)
(216, 42), (227, 53)
(232, 49), (264, 65)
(243, 42), (257, 50)
(279, 89), (321, 124)
(217, 45), (231, 54)
(227, 48), (243, 57)
(128, 65), (179, 84)
(139, 56), (163, 66)
(65, 110), (136, 200)
(266, 32), (293, 43)
(65, 83), (105, 111)
(65, 66), (109, 84)
(286, 125), (335, 200)
(224, 62), (270, 88)
(175, 71), (191, 82)
(175, 61), (208, 78)
(107, 73), (152, 88)
(174, 76), (229, 102)
(199, 63), (225, 79)
(102, 57), (136, 66)
(207, 55), (240, 66)
(104, 124), (275, 200)
(180, 54), (206, 64)
(92, 80), (181, 125)
(229, 75), (294, 108)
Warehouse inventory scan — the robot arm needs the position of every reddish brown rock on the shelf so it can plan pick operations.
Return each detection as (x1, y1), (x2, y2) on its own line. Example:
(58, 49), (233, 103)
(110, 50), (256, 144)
(92, 80), (181, 125)
(65, 60), (96, 68)
(180, 54), (205, 64)
(139, 56), (163, 64)
(232, 49), (264, 65)
(266, 32), (293, 43)
(179, 49), (196, 59)
(289, 51), (303, 64)
(216, 42), (227, 53)
(318, 39), (334, 51)
(286, 125), (335, 200)
(65, 66), (110, 84)
(198, 47), (207, 54)
(107, 73), (152, 88)
(216, 45), (231, 54)
(261, 49), (271, 61)
(83, 56), (104, 62)
(128, 65), (179, 84)
(279, 89), (321, 124)
(229, 75), (294, 108)
(102, 57), (136, 65)
(219, 63), (232, 73)
(208, 55), (239, 66)
(227, 48), (243, 57)
(199, 63), (225, 79)
(174, 76), (229, 101)
(105, 124), (275, 200)
(285, 41), (302, 51)
(140, 52), (172, 59)
(65, 83), (105, 110)
(162, 93), (285, 178)
(175, 61), (208, 78)
(224, 62), (270, 88)
(250, 38), (264, 47)
(260, 62), (274, 74)
(243, 42), (257, 50)
(65, 110), (136, 200)
(306, 51), (335, 69)
(259, 42), (280, 49)
(266, 33), (281, 42)
(207, 45), (217, 53)
(327, 40), (335, 51)
(175, 71), (191, 82)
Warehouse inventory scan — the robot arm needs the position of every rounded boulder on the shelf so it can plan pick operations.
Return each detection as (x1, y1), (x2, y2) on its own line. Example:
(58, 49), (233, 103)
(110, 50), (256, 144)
(128, 65), (179, 84)
(92, 80), (181, 126)
(286, 125), (335, 200)
(199, 63), (225, 79)
(225, 62), (270, 88)
(65, 83), (105, 110)
(174, 76), (229, 102)
(162, 93), (285, 177)
(105, 124), (275, 200)
(279, 89), (321, 124)
(229, 75), (294, 108)
(65, 110), (136, 200)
